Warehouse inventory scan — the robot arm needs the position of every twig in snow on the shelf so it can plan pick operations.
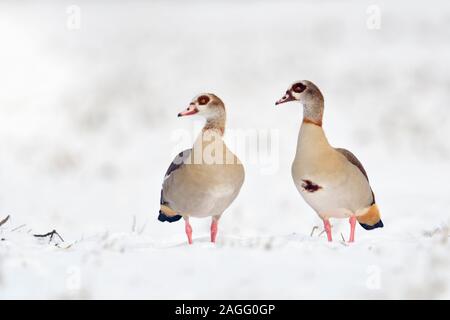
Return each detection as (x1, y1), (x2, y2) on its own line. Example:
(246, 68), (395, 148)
(310, 226), (318, 237)
(59, 238), (80, 249)
(131, 215), (137, 233)
(318, 229), (325, 237)
(34, 229), (64, 243)
(338, 233), (349, 246)
(11, 224), (26, 232)
(0, 215), (10, 227)
(138, 221), (148, 235)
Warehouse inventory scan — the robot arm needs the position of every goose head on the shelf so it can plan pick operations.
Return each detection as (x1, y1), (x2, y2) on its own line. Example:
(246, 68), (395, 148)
(178, 93), (225, 120)
(275, 80), (324, 125)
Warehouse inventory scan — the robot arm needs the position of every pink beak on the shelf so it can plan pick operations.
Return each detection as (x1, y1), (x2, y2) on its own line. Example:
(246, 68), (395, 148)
(178, 105), (198, 117)
(275, 91), (295, 105)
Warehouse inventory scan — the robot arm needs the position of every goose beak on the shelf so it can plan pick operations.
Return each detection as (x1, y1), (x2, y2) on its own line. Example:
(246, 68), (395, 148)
(275, 91), (294, 105)
(178, 105), (199, 117)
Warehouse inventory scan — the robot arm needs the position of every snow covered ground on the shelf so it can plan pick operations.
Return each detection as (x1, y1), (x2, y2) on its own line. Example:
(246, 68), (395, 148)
(0, 0), (449, 299)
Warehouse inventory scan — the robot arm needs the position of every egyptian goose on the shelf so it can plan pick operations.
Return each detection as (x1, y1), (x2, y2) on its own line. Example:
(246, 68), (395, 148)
(159, 93), (245, 244)
(275, 80), (383, 242)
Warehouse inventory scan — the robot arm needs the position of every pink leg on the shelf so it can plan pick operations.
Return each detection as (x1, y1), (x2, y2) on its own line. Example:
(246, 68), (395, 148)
(185, 218), (193, 245)
(210, 219), (219, 243)
(349, 216), (356, 243)
(323, 219), (332, 242)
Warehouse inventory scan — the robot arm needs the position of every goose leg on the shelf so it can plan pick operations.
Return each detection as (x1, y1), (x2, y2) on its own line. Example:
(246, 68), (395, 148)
(349, 216), (356, 243)
(184, 217), (193, 245)
(210, 216), (219, 243)
(323, 219), (332, 242)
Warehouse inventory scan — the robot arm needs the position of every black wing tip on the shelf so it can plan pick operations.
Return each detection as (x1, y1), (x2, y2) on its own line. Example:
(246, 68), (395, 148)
(158, 212), (182, 223)
(360, 219), (384, 230)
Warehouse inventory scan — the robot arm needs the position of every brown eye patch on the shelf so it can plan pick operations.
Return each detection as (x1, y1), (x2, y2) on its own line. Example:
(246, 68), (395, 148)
(292, 83), (307, 93)
(198, 95), (210, 105)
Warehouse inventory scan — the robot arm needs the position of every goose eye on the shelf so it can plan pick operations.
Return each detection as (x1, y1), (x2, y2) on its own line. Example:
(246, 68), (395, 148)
(293, 83), (306, 93)
(198, 95), (210, 105)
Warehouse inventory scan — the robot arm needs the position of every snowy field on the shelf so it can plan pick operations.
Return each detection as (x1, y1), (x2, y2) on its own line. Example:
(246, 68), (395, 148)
(0, 0), (449, 299)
